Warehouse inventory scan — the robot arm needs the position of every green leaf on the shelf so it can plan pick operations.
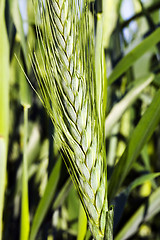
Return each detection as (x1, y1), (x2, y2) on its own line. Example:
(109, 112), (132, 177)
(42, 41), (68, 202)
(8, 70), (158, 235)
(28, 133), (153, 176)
(77, 202), (87, 240)
(108, 88), (160, 202)
(29, 157), (62, 240)
(105, 206), (114, 240)
(67, 185), (80, 234)
(0, 1), (9, 239)
(129, 173), (160, 193)
(0, 0), (9, 140)
(52, 178), (72, 210)
(20, 70), (31, 108)
(108, 28), (160, 85)
(113, 173), (160, 230)
(84, 230), (91, 240)
(115, 187), (160, 240)
(105, 74), (154, 136)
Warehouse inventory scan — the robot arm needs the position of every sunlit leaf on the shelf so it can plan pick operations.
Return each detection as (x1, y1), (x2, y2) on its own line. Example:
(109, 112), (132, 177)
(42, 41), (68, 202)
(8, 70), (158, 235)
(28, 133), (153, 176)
(115, 187), (160, 240)
(108, 88), (160, 202)
(108, 28), (160, 85)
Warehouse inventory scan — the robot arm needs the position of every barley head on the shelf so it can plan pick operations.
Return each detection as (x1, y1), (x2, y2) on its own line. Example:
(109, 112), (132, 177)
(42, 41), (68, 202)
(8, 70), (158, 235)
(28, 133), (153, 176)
(32, 0), (108, 239)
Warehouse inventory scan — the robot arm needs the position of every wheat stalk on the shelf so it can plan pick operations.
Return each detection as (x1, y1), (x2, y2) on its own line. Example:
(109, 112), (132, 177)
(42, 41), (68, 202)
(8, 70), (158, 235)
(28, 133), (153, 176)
(32, 0), (108, 239)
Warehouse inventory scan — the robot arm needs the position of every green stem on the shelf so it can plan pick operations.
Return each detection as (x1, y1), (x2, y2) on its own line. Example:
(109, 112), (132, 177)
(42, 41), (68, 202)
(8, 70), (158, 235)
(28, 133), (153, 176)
(0, 0), (9, 239)
(20, 106), (30, 240)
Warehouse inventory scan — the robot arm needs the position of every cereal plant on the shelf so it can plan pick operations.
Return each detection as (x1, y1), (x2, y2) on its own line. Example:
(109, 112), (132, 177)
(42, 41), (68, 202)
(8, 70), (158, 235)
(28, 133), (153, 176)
(1, 0), (160, 240)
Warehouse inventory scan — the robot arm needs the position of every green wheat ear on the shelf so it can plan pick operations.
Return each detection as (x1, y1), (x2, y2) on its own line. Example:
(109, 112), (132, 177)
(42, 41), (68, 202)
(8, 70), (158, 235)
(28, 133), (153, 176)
(32, 0), (108, 239)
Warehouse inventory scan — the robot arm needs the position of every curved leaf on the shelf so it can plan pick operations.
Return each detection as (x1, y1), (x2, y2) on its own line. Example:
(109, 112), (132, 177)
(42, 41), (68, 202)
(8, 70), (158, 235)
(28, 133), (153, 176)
(115, 187), (160, 240)
(108, 28), (160, 85)
(105, 74), (154, 136)
(108, 88), (160, 202)
(113, 173), (160, 230)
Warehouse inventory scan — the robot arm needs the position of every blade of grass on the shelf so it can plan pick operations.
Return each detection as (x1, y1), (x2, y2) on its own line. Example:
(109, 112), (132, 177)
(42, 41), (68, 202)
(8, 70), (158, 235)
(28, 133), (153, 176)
(77, 202), (87, 240)
(108, 27), (160, 85)
(29, 157), (62, 240)
(108, 88), (160, 202)
(0, 1), (10, 239)
(115, 187), (160, 240)
(113, 173), (160, 230)
(107, 123), (120, 167)
(105, 74), (154, 136)
(19, 63), (31, 108)
(129, 173), (160, 192)
(85, 230), (91, 240)
(67, 185), (80, 235)
(52, 178), (72, 210)
(105, 206), (114, 240)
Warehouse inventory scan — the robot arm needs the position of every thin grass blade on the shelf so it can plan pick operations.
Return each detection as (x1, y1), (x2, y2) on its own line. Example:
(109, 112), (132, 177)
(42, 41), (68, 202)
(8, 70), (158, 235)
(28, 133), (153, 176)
(115, 187), (160, 240)
(105, 74), (154, 136)
(29, 157), (62, 240)
(108, 28), (160, 85)
(114, 173), (160, 230)
(52, 178), (72, 210)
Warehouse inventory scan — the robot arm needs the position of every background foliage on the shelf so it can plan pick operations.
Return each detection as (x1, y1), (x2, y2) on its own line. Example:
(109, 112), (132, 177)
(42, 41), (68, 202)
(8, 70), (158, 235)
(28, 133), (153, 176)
(0, 0), (160, 239)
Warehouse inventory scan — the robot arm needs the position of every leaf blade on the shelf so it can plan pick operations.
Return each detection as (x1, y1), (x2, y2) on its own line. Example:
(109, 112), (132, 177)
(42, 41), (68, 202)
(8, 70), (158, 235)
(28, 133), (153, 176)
(0, 1), (9, 238)
(29, 157), (62, 240)
(105, 74), (154, 136)
(108, 88), (160, 202)
(108, 28), (160, 85)
(115, 187), (160, 240)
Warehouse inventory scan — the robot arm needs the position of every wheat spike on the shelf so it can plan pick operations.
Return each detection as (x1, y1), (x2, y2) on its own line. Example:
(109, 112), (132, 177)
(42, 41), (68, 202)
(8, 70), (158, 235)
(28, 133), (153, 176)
(32, 0), (108, 239)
